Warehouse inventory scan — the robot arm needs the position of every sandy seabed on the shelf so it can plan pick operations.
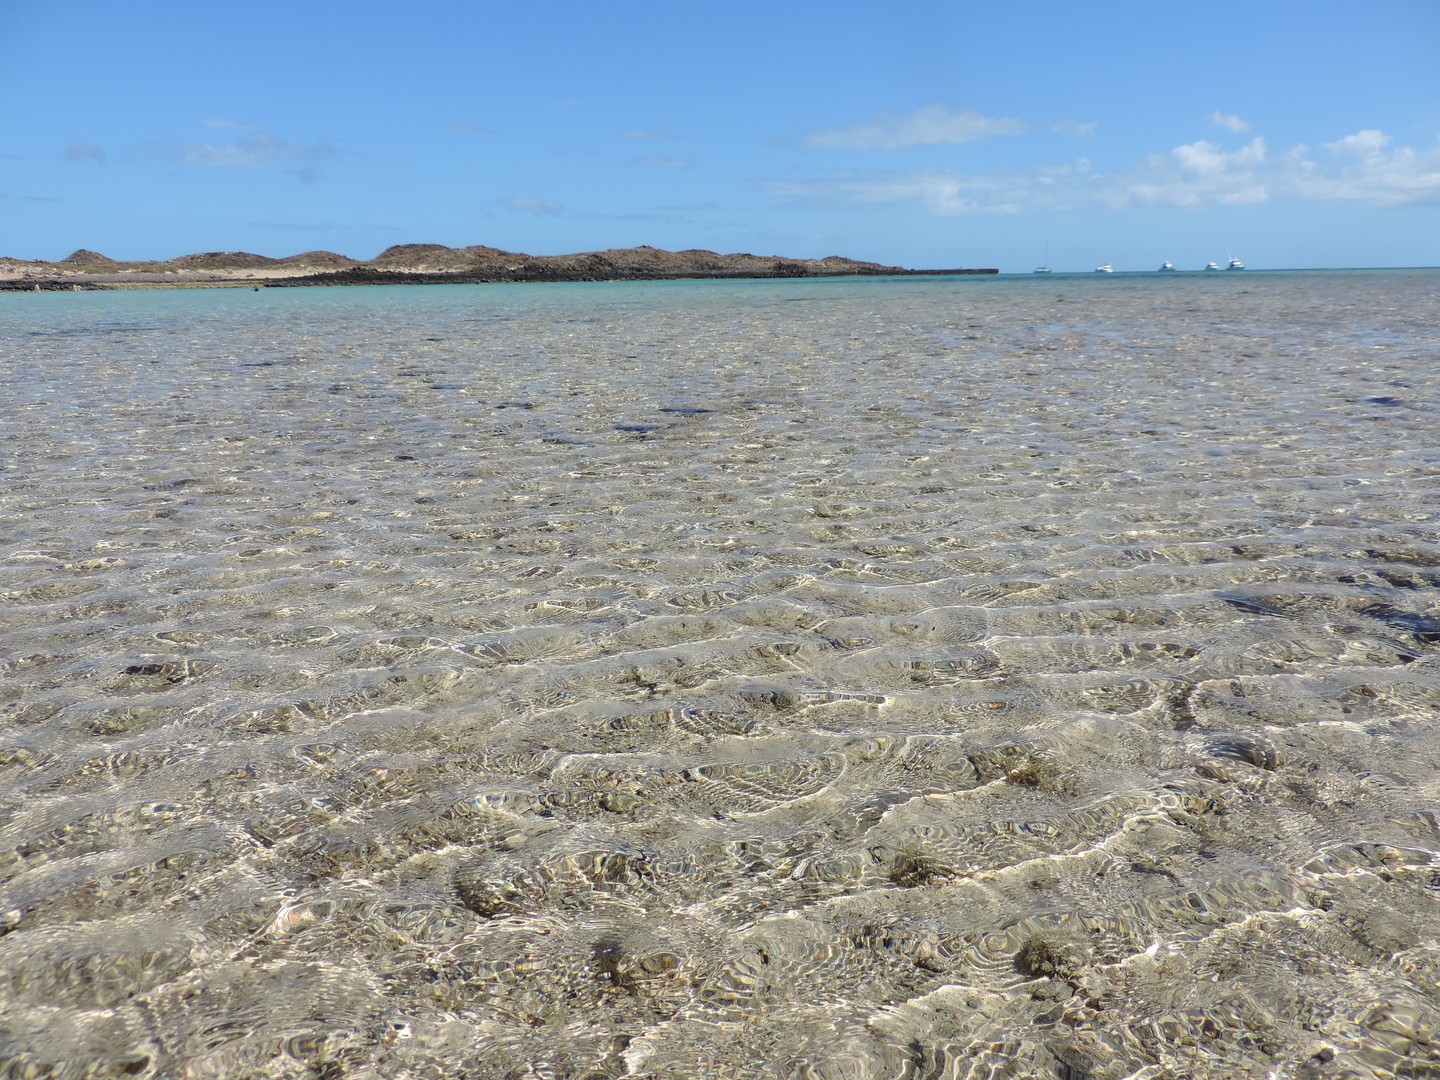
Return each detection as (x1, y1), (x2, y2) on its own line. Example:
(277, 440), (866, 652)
(2, 272), (1439, 1078)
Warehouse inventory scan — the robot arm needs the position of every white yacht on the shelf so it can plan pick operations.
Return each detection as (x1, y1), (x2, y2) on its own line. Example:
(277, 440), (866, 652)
(1226, 257), (1245, 270)
(1158, 261), (1176, 272)
(1033, 241), (1052, 274)
(1094, 263), (1114, 273)
(1204, 261), (1220, 271)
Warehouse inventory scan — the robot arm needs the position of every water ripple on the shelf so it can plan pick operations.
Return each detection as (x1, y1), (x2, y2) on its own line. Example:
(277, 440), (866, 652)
(3, 272), (1440, 1076)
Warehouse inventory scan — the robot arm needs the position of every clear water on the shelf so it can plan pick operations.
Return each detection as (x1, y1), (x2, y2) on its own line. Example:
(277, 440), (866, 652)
(2, 271), (1439, 1078)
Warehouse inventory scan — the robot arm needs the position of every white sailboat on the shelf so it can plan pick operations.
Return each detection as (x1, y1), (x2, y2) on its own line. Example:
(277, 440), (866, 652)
(1033, 241), (1052, 274)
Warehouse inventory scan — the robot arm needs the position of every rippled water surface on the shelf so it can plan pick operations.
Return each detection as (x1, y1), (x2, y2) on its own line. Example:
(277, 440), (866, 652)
(3, 271), (1440, 1078)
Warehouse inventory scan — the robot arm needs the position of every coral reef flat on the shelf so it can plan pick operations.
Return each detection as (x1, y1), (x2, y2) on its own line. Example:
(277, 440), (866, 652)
(1, 270), (1438, 1078)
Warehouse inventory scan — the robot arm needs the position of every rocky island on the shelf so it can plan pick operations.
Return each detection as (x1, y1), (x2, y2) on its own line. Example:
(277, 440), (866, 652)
(0, 244), (997, 290)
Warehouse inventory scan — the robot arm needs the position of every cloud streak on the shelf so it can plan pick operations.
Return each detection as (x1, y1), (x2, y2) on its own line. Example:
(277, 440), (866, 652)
(65, 139), (106, 164)
(501, 196), (565, 216)
(769, 129), (1440, 214)
(768, 169), (1030, 215)
(633, 155), (695, 170)
(807, 105), (1026, 150)
(0, 189), (64, 203)
(150, 122), (334, 177)
(1210, 112), (1251, 134)
(577, 209), (691, 223)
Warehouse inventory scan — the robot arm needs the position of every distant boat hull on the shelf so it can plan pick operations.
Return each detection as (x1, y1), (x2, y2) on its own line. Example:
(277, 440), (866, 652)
(1094, 264), (1113, 273)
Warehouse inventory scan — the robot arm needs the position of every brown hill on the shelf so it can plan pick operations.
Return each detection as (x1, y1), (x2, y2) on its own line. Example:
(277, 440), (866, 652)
(60, 249), (117, 266)
(369, 244), (478, 271)
(277, 251), (358, 269)
(524, 247), (900, 278)
(166, 251), (279, 270)
(2, 243), (994, 290)
(455, 245), (520, 272)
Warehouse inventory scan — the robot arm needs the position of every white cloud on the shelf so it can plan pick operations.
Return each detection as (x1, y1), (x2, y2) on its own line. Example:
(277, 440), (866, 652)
(501, 196), (564, 216)
(807, 105), (1026, 150)
(1052, 120), (1099, 137)
(766, 129), (1440, 215)
(1210, 112), (1251, 133)
(1328, 129), (1390, 155)
(1120, 137), (1271, 207)
(1291, 129), (1440, 205)
(1124, 131), (1440, 209)
(1172, 137), (1267, 176)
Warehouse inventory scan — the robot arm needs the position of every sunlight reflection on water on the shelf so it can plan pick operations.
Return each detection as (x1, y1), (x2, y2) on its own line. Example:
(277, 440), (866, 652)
(2, 270), (1439, 1078)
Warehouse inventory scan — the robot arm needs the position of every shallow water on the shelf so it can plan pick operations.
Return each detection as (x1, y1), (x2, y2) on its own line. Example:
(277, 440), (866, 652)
(2, 270), (1439, 1078)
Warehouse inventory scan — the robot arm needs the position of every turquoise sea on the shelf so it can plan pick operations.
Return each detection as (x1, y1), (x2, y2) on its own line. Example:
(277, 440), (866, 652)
(2, 269), (1439, 1078)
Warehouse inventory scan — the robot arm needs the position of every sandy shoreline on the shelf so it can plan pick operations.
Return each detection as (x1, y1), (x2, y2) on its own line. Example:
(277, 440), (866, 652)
(0, 266), (325, 290)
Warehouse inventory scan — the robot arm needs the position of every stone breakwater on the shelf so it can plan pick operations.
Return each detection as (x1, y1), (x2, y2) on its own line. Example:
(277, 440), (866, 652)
(266, 264), (998, 287)
(0, 244), (997, 290)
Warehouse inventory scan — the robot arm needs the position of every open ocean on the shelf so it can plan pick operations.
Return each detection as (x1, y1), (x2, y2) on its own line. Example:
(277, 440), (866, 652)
(2, 269), (1439, 1079)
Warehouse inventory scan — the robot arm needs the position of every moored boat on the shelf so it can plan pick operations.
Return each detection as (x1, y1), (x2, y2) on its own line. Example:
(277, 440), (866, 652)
(1158, 261), (1176, 272)
(1095, 263), (1113, 273)
(1227, 257), (1245, 270)
(1204, 262), (1220, 271)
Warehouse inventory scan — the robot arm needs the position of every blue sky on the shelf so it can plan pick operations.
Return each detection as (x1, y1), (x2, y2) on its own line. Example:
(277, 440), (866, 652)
(2, 1), (1437, 271)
